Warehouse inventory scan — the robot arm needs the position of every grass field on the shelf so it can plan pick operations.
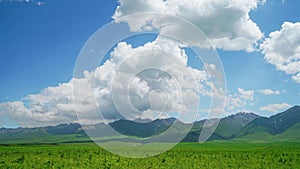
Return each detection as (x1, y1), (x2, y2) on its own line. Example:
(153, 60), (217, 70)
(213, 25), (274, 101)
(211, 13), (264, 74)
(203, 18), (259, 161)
(0, 142), (299, 169)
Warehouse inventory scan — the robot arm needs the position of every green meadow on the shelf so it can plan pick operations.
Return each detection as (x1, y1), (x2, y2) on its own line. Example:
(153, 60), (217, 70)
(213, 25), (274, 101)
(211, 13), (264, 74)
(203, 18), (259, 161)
(0, 142), (299, 169)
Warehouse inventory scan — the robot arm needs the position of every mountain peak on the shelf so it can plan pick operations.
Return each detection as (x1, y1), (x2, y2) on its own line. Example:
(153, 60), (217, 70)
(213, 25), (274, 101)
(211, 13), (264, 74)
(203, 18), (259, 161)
(226, 112), (261, 120)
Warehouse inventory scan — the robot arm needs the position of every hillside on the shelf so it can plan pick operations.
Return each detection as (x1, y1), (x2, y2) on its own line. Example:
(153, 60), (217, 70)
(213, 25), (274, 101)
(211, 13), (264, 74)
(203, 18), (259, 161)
(214, 112), (260, 138)
(233, 122), (300, 143)
(237, 106), (300, 139)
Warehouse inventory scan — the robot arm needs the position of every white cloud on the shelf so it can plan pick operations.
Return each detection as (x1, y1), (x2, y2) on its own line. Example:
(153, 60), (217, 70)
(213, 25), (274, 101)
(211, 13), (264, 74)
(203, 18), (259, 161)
(199, 87), (257, 118)
(0, 82), (79, 127)
(0, 37), (218, 127)
(237, 87), (254, 101)
(292, 73), (300, 83)
(0, 0), (32, 3)
(113, 0), (265, 52)
(221, 88), (255, 114)
(36, 1), (44, 6)
(226, 95), (245, 111)
(0, 0), (44, 6)
(259, 103), (291, 113)
(91, 37), (211, 122)
(261, 22), (300, 83)
(257, 89), (280, 95)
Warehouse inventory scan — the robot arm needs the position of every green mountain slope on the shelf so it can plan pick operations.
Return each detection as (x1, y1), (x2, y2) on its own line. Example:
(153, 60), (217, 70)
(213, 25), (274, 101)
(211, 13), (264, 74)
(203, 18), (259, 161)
(235, 106), (300, 142)
(272, 122), (300, 142)
(269, 105), (300, 133)
(233, 122), (300, 143)
(214, 112), (260, 138)
(237, 106), (300, 138)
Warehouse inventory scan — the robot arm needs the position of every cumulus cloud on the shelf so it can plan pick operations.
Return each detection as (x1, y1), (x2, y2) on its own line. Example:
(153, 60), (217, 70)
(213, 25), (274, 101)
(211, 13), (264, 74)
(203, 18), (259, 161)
(113, 0), (265, 51)
(0, 83), (78, 127)
(259, 103), (291, 113)
(257, 89), (281, 95)
(91, 37), (210, 122)
(0, 37), (218, 127)
(261, 22), (300, 83)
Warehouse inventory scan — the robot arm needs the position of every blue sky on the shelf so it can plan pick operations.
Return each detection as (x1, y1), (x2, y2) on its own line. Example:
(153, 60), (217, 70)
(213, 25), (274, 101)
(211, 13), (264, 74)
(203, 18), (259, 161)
(0, 0), (117, 102)
(0, 0), (299, 127)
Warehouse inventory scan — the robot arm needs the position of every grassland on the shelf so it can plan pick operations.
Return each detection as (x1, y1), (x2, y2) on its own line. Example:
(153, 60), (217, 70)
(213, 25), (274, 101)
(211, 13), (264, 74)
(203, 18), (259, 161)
(0, 142), (299, 169)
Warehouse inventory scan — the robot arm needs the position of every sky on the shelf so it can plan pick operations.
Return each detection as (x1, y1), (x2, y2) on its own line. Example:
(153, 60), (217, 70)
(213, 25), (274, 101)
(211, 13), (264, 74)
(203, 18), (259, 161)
(0, 0), (299, 128)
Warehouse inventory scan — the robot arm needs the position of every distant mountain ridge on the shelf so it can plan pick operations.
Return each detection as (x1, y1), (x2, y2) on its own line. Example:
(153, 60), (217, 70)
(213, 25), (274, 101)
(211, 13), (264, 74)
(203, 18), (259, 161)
(182, 112), (260, 142)
(110, 117), (177, 138)
(0, 106), (299, 144)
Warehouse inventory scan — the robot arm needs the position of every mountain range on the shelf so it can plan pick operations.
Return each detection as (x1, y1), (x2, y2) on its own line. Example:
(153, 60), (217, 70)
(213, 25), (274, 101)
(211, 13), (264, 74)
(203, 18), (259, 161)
(0, 106), (299, 144)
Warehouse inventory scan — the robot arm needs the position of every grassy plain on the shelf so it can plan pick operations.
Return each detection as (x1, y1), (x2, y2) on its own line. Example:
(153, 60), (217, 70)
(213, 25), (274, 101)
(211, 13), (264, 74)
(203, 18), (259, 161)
(0, 142), (299, 169)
